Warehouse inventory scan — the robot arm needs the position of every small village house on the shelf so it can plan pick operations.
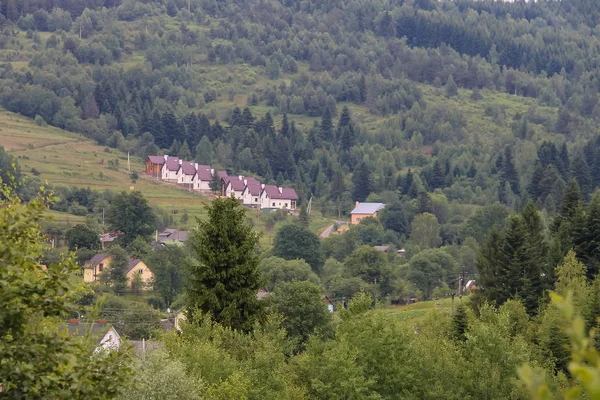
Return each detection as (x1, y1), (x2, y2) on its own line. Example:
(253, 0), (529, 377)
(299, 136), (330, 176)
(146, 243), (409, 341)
(65, 321), (121, 352)
(193, 165), (213, 191)
(161, 156), (180, 181)
(259, 185), (298, 211)
(157, 228), (188, 245)
(322, 296), (334, 312)
(84, 254), (154, 290)
(83, 253), (112, 283)
(176, 161), (197, 187)
(242, 181), (263, 207)
(350, 202), (385, 224)
(224, 177), (246, 200)
(145, 155), (165, 177)
(127, 259), (154, 290)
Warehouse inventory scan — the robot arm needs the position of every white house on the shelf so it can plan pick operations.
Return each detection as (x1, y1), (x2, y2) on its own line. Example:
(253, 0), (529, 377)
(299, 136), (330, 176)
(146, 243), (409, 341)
(177, 161), (197, 187)
(66, 322), (122, 353)
(193, 166), (213, 191)
(161, 156), (180, 181)
(242, 182), (263, 207)
(225, 176), (246, 200)
(260, 185), (298, 210)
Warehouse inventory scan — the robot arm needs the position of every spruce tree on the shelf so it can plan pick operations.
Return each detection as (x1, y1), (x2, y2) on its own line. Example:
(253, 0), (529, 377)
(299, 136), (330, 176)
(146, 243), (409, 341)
(572, 153), (593, 200)
(320, 107), (333, 143)
(583, 193), (600, 277)
(186, 197), (263, 332)
(351, 161), (373, 202)
(445, 74), (458, 98)
(451, 304), (468, 342)
(430, 160), (445, 189)
(502, 146), (521, 195)
(475, 229), (510, 307)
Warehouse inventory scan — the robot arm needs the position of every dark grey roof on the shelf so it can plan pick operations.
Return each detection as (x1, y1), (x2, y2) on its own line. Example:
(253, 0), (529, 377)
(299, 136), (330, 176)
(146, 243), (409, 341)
(64, 322), (117, 345)
(86, 253), (109, 268)
(127, 259), (143, 274)
(350, 202), (385, 214)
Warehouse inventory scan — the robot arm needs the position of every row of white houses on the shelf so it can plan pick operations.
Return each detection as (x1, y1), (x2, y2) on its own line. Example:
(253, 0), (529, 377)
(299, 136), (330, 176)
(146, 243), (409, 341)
(145, 155), (298, 211)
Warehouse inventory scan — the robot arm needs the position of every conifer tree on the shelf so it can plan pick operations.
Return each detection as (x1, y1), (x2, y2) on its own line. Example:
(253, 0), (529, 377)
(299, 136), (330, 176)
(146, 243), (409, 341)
(430, 160), (445, 189)
(351, 161), (373, 202)
(319, 107), (333, 144)
(445, 74), (458, 98)
(186, 197), (263, 332)
(583, 192), (600, 277)
(451, 304), (468, 342)
(502, 146), (520, 195)
(179, 139), (191, 160)
(572, 154), (593, 200)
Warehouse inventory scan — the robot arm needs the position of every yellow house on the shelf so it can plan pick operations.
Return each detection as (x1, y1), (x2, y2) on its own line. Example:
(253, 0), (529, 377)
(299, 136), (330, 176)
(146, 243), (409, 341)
(83, 254), (154, 290)
(126, 259), (154, 290)
(350, 202), (385, 225)
(83, 254), (112, 283)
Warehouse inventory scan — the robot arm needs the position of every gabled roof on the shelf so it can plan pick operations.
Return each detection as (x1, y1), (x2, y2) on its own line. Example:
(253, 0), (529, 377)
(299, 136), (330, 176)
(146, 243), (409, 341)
(228, 178), (246, 191)
(244, 182), (262, 196)
(373, 245), (390, 252)
(127, 259), (143, 274)
(244, 177), (260, 185)
(351, 202), (385, 214)
(262, 185), (298, 200)
(147, 155), (165, 165)
(197, 165), (212, 181)
(86, 253), (109, 269)
(165, 157), (180, 171)
(179, 161), (196, 175)
(66, 322), (119, 345)
(217, 170), (228, 179)
(158, 229), (188, 242)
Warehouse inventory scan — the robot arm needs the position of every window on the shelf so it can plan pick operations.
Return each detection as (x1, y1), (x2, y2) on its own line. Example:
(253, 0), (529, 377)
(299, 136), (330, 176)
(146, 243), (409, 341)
(254, 198), (257, 202)
(356, 218), (361, 222)
(272, 202), (276, 207)
(99, 263), (103, 272)
(138, 269), (143, 274)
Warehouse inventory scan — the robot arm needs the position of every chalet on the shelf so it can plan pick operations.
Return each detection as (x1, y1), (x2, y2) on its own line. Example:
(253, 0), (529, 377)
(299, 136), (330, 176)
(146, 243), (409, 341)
(322, 296), (334, 312)
(193, 165), (213, 191)
(176, 161), (197, 187)
(127, 259), (154, 290)
(242, 181), (263, 207)
(83, 253), (111, 283)
(259, 185), (298, 211)
(65, 321), (121, 352)
(146, 155), (165, 177)
(350, 202), (385, 225)
(225, 177), (246, 200)
(161, 157), (180, 181)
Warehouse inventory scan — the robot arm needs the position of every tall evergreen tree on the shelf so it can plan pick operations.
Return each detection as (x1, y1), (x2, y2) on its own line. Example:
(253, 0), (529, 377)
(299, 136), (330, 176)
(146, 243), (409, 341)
(319, 107), (333, 144)
(430, 160), (445, 189)
(572, 153), (593, 200)
(351, 161), (373, 202)
(502, 146), (521, 195)
(583, 193), (600, 277)
(186, 197), (263, 332)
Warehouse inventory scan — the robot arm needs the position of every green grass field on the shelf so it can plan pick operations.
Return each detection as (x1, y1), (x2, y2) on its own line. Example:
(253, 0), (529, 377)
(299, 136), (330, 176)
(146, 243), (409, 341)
(386, 297), (459, 322)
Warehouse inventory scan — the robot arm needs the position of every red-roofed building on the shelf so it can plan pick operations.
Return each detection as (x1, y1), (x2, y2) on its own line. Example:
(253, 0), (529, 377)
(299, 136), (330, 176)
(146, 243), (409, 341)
(161, 157), (180, 181)
(177, 161), (197, 187)
(242, 181), (263, 207)
(260, 185), (298, 211)
(146, 155), (165, 177)
(225, 176), (247, 200)
(193, 165), (213, 191)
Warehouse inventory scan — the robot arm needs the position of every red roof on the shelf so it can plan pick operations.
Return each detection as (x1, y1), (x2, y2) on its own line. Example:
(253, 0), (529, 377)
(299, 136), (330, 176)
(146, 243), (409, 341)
(197, 165), (212, 181)
(228, 178), (246, 191)
(147, 155), (165, 165)
(165, 157), (180, 171)
(179, 161), (196, 175)
(262, 185), (298, 200)
(245, 182), (262, 196)
(217, 171), (228, 179)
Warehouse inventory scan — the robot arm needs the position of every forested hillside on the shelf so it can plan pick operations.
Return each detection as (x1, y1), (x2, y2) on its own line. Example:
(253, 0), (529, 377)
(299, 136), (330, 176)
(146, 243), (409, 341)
(7, 0), (600, 399)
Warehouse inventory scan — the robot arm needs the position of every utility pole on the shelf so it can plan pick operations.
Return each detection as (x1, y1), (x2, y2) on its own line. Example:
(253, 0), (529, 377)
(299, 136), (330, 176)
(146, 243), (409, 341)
(450, 291), (456, 314)
(458, 267), (465, 304)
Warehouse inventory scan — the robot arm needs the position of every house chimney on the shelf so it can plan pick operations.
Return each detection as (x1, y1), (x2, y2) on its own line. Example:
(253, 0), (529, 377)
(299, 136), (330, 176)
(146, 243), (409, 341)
(355, 201), (359, 207)
(210, 168), (214, 175)
(195, 163), (198, 170)
(238, 175), (243, 181)
(179, 159), (182, 165)
(69, 319), (79, 324)
(164, 154), (168, 161)
(278, 187), (283, 194)
(244, 179), (248, 185)
(261, 184), (265, 189)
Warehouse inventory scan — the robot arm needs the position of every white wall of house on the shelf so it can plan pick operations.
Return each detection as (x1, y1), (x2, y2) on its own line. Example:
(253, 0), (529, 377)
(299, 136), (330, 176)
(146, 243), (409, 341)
(96, 327), (121, 353)
(225, 182), (244, 200)
(242, 189), (260, 206)
(194, 178), (211, 191)
(162, 165), (178, 181)
(177, 170), (194, 185)
(259, 193), (295, 210)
